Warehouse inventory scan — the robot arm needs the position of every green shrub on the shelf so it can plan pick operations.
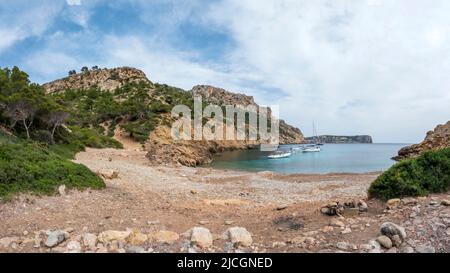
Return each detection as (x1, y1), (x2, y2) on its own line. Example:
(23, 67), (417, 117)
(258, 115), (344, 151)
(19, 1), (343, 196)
(121, 119), (156, 143)
(368, 148), (450, 200)
(0, 140), (105, 201)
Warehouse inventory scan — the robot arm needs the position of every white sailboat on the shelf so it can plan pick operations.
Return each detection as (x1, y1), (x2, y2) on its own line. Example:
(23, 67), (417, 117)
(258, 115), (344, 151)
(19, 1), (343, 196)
(302, 145), (321, 152)
(303, 122), (322, 152)
(268, 151), (292, 159)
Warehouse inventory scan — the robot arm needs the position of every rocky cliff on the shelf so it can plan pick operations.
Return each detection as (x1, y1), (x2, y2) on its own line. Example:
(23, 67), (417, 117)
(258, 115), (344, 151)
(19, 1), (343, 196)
(394, 121), (450, 161)
(43, 67), (305, 166)
(43, 67), (151, 93)
(305, 135), (373, 144)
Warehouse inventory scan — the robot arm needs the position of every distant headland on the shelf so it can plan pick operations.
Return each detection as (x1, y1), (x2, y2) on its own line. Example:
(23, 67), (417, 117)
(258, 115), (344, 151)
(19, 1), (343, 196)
(305, 135), (373, 144)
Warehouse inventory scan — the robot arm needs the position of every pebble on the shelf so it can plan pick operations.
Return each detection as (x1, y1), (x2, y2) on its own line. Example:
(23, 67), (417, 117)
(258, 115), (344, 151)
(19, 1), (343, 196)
(376, 235), (393, 249)
(341, 228), (352, 234)
(66, 241), (81, 253)
(126, 246), (145, 253)
(441, 199), (450, 206)
(336, 242), (350, 250)
(400, 246), (414, 253)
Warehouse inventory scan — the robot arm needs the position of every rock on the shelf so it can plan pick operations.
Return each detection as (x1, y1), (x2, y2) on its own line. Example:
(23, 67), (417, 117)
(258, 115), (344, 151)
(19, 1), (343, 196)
(391, 235), (402, 247)
(289, 236), (315, 247)
(0, 237), (19, 248)
(376, 236), (393, 249)
(97, 230), (131, 243)
(321, 226), (334, 233)
(320, 202), (344, 216)
(224, 220), (234, 225)
(98, 169), (119, 179)
(150, 230), (179, 244)
(336, 242), (350, 250)
(276, 204), (289, 211)
(386, 198), (401, 209)
(393, 120), (450, 160)
(329, 218), (345, 228)
(400, 246), (414, 253)
(380, 222), (407, 241)
(126, 230), (148, 245)
(441, 199), (450, 206)
(385, 247), (398, 253)
(416, 245), (435, 253)
(66, 241), (81, 253)
(226, 227), (253, 247)
(358, 200), (368, 212)
(58, 185), (66, 196)
(126, 246), (145, 253)
(341, 208), (359, 217)
(368, 239), (381, 253)
(190, 227), (213, 248)
(199, 220), (209, 225)
(65, 227), (75, 233)
(45, 230), (69, 248)
(82, 233), (97, 249)
(401, 197), (418, 206)
(429, 200), (439, 206)
(341, 228), (352, 234)
(272, 241), (287, 248)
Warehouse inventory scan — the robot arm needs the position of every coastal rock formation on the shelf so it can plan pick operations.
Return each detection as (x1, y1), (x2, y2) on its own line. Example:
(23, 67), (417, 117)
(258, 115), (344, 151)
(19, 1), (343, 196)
(394, 120), (450, 160)
(43, 67), (151, 94)
(42, 67), (305, 166)
(306, 135), (373, 144)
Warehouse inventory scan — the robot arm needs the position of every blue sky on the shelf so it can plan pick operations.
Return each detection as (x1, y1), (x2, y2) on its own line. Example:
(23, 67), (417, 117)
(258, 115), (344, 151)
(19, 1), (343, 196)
(1, 0), (450, 143)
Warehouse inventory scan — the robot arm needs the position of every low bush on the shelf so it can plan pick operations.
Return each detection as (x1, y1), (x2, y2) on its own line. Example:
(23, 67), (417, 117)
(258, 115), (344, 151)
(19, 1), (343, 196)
(0, 140), (105, 201)
(368, 148), (450, 200)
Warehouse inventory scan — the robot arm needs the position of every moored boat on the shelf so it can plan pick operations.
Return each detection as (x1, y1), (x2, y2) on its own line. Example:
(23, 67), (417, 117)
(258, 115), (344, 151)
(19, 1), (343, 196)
(268, 151), (292, 159)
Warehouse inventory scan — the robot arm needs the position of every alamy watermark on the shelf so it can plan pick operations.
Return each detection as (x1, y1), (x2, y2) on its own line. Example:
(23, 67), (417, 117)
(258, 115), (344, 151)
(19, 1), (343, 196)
(171, 96), (280, 152)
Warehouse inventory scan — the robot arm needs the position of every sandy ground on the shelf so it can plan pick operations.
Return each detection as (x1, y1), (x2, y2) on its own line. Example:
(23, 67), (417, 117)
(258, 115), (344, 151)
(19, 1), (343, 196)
(1, 147), (449, 253)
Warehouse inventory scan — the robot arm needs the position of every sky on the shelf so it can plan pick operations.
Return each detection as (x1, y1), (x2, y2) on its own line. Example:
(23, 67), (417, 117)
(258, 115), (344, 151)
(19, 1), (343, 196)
(1, 0), (449, 143)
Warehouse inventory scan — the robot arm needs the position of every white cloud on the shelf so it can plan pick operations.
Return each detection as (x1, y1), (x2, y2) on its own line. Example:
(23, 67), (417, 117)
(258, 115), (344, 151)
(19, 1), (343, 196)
(199, 0), (450, 142)
(0, 1), (63, 52)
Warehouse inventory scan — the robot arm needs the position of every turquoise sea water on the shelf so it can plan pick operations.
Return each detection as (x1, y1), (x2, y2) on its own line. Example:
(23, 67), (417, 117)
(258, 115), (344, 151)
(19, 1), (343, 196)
(208, 144), (410, 174)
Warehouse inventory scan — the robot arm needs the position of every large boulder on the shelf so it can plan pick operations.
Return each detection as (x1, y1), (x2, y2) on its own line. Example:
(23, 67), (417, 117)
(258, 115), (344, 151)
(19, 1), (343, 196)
(45, 230), (69, 248)
(380, 222), (407, 241)
(190, 227), (213, 249)
(226, 227), (253, 247)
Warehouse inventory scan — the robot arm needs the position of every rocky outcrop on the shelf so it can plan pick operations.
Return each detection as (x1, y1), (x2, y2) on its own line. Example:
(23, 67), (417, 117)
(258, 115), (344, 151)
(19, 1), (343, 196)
(192, 85), (256, 106)
(43, 67), (151, 93)
(306, 135), (373, 144)
(42, 67), (305, 166)
(394, 121), (450, 160)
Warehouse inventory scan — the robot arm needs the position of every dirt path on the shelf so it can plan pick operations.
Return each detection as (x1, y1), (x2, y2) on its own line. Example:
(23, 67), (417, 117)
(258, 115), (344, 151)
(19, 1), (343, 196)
(1, 147), (449, 253)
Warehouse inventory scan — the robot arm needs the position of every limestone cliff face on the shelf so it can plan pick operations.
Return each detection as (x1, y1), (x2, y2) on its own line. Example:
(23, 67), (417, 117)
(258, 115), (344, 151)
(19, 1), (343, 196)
(394, 121), (450, 161)
(191, 85), (305, 144)
(145, 85), (306, 166)
(43, 67), (151, 93)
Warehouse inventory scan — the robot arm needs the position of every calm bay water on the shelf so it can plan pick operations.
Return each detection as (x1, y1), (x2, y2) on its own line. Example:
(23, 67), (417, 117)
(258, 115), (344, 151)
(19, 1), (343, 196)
(208, 144), (409, 174)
